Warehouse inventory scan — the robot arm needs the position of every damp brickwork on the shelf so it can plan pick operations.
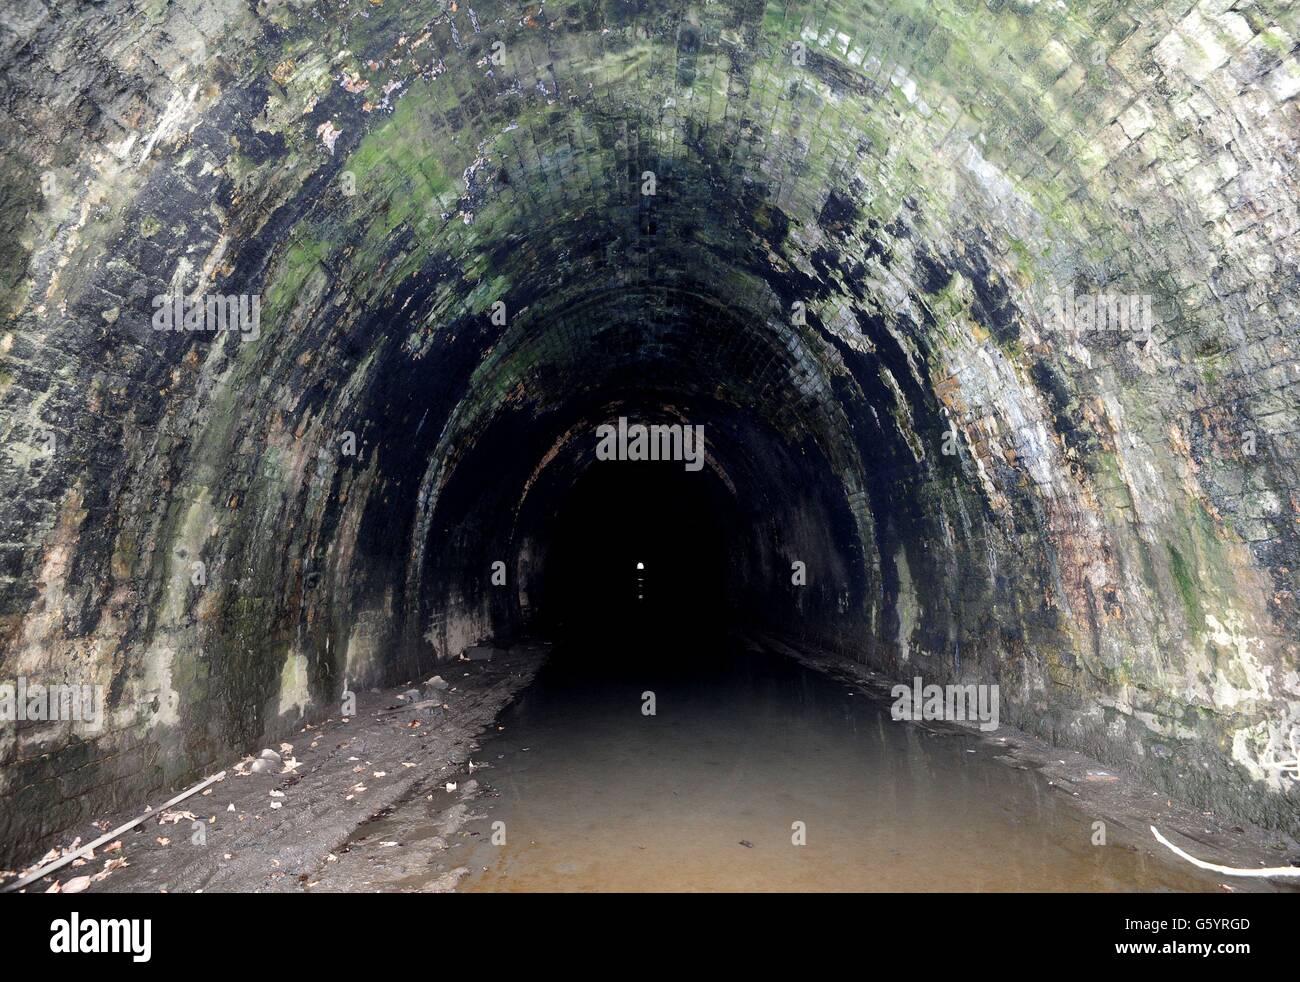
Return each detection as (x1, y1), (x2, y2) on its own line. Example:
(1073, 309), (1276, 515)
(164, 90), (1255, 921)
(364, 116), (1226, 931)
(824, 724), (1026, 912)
(0, 0), (1297, 863)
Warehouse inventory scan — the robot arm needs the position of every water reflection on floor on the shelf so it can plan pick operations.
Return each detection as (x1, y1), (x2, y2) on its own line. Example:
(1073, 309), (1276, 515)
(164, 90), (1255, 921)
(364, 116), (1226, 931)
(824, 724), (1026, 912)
(361, 635), (1229, 892)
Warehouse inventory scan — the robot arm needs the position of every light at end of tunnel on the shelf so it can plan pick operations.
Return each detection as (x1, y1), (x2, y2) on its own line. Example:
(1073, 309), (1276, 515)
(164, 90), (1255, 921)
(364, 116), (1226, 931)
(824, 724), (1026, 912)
(636, 562), (645, 570)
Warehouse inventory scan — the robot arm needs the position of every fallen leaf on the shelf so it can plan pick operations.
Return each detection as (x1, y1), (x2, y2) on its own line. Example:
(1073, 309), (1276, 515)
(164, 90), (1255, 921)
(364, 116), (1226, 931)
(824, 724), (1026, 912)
(93, 858), (128, 882)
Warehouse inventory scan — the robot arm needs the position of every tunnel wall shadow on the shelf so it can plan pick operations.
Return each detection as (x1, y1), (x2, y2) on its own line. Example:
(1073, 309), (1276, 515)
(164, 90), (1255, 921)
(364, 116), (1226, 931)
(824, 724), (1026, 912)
(4, 0), (1298, 864)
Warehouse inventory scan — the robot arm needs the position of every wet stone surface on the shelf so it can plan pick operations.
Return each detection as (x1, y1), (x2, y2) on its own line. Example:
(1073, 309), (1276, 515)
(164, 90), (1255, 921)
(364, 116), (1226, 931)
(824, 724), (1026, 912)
(4, 646), (546, 893)
(301, 636), (1300, 893)
(2, 0), (1298, 864)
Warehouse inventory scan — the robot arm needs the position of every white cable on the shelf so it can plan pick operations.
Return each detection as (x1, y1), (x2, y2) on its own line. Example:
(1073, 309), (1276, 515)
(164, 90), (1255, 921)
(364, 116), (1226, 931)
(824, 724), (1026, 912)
(1150, 825), (1300, 878)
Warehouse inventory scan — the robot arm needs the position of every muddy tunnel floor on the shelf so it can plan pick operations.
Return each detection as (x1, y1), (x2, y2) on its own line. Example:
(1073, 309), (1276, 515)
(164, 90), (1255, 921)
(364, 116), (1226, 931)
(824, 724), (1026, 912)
(294, 633), (1293, 894)
(4, 0), (1300, 949)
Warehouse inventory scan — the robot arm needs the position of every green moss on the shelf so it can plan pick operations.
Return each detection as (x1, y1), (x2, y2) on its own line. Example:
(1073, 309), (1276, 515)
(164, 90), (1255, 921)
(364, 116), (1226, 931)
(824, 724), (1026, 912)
(762, 4), (791, 37)
(1257, 28), (1292, 57)
(1167, 544), (1203, 628)
(1005, 236), (1033, 273)
(346, 79), (457, 197)
(266, 238), (328, 326)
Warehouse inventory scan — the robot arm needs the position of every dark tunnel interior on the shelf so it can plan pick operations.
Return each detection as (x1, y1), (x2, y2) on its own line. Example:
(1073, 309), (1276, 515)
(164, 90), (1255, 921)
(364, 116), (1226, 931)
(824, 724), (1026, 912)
(2, 0), (1298, 901)
(536, 460), (734, 639)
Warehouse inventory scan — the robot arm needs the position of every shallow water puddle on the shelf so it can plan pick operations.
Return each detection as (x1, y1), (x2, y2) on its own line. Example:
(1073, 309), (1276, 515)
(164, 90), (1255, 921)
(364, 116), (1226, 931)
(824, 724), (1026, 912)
(337, 640), (1232, 892)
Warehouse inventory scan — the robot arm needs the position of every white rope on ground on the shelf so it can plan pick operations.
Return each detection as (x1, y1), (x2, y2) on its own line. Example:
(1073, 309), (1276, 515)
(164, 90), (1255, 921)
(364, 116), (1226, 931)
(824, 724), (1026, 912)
(1151, 825), (1300, 878)
(1, 770), (227, 893)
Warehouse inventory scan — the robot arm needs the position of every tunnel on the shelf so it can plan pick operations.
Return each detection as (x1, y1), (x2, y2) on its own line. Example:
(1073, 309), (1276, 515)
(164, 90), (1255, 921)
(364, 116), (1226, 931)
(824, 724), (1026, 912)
(1, 0), (1299, 902)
